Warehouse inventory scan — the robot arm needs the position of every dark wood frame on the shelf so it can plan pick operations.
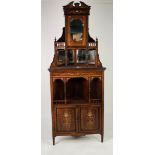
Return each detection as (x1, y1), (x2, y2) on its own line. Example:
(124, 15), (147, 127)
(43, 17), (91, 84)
(49, 2), (106, 145)
(66, 15), (88, 47)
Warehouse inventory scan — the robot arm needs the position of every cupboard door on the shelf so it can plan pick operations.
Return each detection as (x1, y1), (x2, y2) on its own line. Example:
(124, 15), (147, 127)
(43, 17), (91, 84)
(80, 107), (100, 132)
(56, 108), (76, 132)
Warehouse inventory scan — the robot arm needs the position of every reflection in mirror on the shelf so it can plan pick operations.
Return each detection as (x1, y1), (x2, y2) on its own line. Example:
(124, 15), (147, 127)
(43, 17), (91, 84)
(67, 50), (74, 64)
(88, 50), (96, 64)
(58, 50), (65, 65)
(77, 49), (86, 63)
(70, 19), (83, 42)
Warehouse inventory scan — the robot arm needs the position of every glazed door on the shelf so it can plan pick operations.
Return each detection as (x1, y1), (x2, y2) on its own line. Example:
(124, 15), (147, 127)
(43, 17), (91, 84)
(56, 108), (76, 132)
(79, 106), (100, 132)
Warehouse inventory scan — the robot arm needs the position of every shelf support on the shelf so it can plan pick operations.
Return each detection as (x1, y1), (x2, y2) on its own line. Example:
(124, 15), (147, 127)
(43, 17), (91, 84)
(64, 78), (67, 104)
(88, 77), (91, 103)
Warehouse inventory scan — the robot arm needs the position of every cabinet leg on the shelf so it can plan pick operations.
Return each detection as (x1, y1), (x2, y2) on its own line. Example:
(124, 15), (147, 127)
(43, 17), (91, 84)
(53, 137), (55, 145)
(101, 134), (103, 143)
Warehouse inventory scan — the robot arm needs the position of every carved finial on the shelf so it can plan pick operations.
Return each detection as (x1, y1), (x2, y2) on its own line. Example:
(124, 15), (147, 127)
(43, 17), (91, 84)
(80, 1), (90, 8)
(96, 37), (98, 42)
(55, 37), (56, 42)
(74, 1), (80, 7)
(67, 1), (74, 6)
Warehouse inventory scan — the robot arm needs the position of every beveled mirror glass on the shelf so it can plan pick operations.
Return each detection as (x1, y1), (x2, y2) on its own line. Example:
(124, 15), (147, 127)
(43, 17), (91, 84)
(58, 50), (65, 65)
(77, 49), (86, 63)
(88, 50), (96, 64)
(67, 49), (74, 64)
(70, 19), (83, 42)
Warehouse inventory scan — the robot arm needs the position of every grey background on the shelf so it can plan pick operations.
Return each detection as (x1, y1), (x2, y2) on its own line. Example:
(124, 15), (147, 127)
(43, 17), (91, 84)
(42, 0), (113, 154)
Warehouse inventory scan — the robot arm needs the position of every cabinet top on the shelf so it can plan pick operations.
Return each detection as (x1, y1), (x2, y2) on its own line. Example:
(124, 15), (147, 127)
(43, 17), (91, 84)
(63, 1), (91, 15)
(49, 1), (106, 70)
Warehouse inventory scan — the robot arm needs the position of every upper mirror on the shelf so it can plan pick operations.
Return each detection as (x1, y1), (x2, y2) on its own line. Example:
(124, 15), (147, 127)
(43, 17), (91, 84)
(70, 19), (83, 42)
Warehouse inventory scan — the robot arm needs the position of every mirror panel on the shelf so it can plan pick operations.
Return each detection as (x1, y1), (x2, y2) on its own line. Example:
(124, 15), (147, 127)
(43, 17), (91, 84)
(58, 50), (65, 65)
(70, 19), (83, 42)
(67, 49), (74, 64)
(77, 49), (86, 63)
(88, 50), (96, 64)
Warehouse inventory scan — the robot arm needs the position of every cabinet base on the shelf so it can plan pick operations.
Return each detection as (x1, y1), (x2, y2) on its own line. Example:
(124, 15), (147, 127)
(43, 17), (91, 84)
(52, 134), (104, 145)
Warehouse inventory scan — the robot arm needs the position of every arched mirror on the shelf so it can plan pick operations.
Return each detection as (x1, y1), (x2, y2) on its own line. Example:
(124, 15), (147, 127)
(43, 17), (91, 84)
(70, 19), (83, 42)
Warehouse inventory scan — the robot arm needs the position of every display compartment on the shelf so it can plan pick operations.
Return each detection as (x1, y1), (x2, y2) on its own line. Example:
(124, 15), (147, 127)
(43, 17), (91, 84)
(66, 77), (89, 102)
(90, 78), (102, 99)
(53, 79), (65, 101)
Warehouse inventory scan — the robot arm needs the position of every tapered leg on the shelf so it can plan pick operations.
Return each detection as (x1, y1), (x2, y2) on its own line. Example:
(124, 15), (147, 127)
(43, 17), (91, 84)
(53, 137), (55, 145)
(101, 134), (103, 142)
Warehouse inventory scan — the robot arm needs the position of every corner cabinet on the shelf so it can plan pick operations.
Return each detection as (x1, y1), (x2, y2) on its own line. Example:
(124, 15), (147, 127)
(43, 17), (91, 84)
(48, 1), (106, 145)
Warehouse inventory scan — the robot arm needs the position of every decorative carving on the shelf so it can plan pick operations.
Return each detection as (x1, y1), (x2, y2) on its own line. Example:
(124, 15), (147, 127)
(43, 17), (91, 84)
(63, 1), (90, 15)
(53, 77), (64, 82)
(90, 76), (102, 81)
(65, 1), (74, 7)
(80, 1), (90, 8)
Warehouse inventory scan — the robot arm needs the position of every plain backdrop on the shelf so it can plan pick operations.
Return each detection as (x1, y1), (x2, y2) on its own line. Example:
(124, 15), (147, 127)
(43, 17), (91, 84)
(1, 0), (155, 155)
(42, 0), (113, 155)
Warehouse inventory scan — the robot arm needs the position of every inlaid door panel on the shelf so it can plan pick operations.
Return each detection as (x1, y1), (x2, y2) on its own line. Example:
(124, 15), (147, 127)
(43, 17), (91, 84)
(56, 108), (76, 132)
(80, 107), (100, 132)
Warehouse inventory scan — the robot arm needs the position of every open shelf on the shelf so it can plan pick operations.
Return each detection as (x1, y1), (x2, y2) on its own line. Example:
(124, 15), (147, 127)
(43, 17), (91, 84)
(53, 77), (102, 104)
(66, 77), (88, 101)
(54, 79), (65, 100)
(90, 78), (102, 100)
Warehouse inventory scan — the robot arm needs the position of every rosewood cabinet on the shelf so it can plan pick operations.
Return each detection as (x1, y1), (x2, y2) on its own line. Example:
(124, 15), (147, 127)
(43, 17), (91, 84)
(49, 1), (106, 145)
